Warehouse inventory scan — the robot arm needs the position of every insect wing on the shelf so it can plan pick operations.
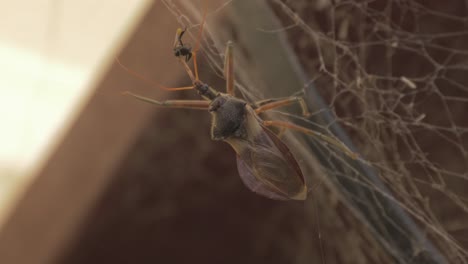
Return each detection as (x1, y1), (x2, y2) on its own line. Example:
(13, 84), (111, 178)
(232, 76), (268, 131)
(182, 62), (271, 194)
(236, 125), (307, 200)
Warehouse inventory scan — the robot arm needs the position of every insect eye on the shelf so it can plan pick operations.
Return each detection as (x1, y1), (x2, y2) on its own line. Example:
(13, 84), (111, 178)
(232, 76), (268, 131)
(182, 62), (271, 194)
(209, 98), (226, 112)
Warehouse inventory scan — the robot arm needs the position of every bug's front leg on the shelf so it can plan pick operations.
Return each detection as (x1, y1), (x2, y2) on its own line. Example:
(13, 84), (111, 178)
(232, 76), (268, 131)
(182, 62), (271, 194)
(224, 41), (235, 96)
(124, 92), (209, 110)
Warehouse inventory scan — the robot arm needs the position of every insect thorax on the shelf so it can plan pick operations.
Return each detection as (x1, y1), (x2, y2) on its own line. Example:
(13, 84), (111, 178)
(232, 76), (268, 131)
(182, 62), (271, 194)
(209, 95), (248, 141)
(173, 46), (192, 61)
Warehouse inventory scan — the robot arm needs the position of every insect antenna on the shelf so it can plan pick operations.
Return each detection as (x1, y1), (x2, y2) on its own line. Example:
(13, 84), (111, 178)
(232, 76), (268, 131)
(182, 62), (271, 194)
(193, 4), (207, 54)
(115, 57), (194, 91)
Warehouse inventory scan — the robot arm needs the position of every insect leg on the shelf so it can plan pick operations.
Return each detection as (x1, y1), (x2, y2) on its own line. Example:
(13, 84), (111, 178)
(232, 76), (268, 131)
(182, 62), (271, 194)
(224, 41), (234, 95)
(262, 120), (359, 159)
(192, 5), (208, 81)
(124, 92), (209, 110)
(255, 97), (310, 117)
(192, 51), (200, 80)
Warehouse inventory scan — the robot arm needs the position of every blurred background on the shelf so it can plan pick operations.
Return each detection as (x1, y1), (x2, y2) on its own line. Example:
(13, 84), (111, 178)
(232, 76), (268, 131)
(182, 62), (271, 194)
(0, 0), (151, 225)
(0, 0), (467, 263)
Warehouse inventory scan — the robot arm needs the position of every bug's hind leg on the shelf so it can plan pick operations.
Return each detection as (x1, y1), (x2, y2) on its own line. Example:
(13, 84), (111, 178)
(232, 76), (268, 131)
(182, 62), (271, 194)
(262, 120), (359, 160)
(124, 92), (209, 110)
(254, 96), (310, 117)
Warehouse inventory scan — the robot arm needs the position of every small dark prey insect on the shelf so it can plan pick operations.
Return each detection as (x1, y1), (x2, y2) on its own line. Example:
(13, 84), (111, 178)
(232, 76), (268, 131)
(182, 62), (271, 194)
(173, 27), (192, 62)
(124, 26), (358, 200)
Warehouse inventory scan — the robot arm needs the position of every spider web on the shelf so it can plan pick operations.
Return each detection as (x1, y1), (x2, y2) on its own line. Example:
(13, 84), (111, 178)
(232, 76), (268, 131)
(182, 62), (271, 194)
(274, 0), (468, 262)
(164, 0), (468, 263)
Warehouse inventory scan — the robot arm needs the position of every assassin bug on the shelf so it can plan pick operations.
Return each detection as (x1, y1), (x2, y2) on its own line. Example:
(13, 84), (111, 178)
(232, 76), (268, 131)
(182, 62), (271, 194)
(123, 18), (358, 200)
